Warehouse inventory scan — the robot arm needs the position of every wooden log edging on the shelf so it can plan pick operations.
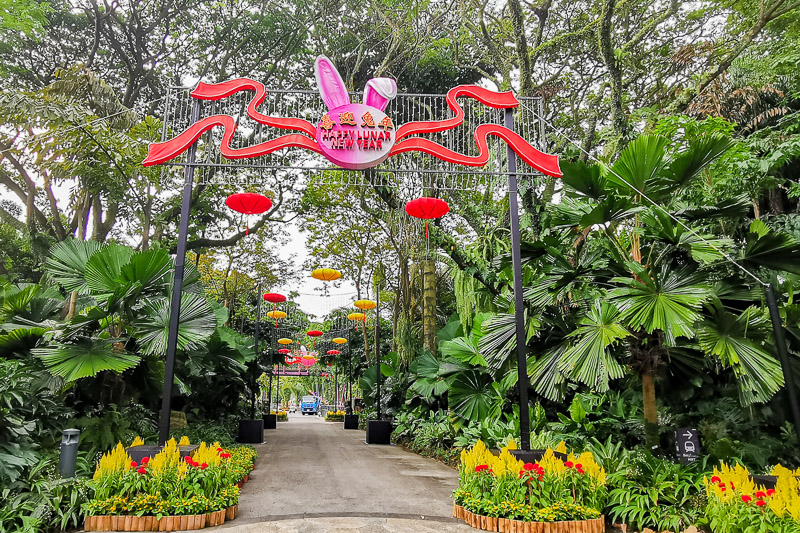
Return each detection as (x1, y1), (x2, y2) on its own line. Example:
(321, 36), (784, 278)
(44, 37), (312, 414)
(452, 504), (604, 533)
(84, 506), (236, 531)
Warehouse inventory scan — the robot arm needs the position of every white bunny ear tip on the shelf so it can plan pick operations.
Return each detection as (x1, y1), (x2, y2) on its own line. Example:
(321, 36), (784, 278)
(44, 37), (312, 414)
(364, 77), (397, 111)
(365, 78), (397, 100)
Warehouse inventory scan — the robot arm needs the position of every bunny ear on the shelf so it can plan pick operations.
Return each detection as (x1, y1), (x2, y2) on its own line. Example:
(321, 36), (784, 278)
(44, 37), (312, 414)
(314, 55), (351, 110)
(363, 78), (397, 112)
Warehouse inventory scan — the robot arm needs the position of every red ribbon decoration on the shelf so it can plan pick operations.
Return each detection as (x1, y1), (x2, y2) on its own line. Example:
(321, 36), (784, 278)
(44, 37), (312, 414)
(143, 79), (561, 179)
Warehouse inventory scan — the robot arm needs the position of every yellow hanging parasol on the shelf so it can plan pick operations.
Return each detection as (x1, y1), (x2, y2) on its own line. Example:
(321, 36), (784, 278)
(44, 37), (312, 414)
(266, 310), (287, 328)
(353, 299), (377, 310)
(332, 337), (348, 344)
(311, 268), (342, 281)
(278, 338), (293, 345)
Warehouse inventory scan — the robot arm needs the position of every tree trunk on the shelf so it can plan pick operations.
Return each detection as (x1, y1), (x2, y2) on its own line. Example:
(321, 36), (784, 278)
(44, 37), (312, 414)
(421, 259), (437, 353)
(641, 371), (659, 449)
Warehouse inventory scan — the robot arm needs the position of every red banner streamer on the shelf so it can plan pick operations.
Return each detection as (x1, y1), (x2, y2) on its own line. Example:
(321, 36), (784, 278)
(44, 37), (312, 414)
(391, 85), (561, 177)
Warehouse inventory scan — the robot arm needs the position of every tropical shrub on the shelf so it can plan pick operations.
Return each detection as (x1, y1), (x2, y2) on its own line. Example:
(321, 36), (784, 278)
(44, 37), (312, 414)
(0, 454), (95, 533)
(84, 438), (255, 517)
(605, 450), (706, 531)
(453, 440), (606, 522)
(704, 462), (800, 533)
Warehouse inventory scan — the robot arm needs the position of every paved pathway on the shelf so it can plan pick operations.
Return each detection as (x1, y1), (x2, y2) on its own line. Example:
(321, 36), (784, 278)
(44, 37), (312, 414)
(211, 413), (472, 532)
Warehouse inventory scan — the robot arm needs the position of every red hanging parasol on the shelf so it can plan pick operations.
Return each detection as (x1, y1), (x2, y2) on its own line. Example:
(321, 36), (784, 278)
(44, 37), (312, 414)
(225, 193), (273, 235)
(327, 350), (340, 355)
(277, 348), (291, 355)
(404, 197), (450, 239)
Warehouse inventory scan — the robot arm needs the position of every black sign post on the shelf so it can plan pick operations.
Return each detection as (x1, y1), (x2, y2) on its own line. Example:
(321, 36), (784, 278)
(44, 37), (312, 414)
(675, 428), (701, 464)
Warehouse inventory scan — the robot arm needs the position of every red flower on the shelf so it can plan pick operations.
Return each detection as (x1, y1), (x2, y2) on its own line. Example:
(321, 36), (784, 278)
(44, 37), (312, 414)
(710, 476), (721, 484)
(475, 464), (488, 472)
(755, 491), (766, 498)
(523, 463), (535, 471)
(141, 457), (150, 464)
(184, 456), (192, 463)
(766, 489), (776, 497)
(564, 461), (574, 468)
(217, 447), (223, 452)
(741, 495), (752, 503)
(730, 482), (735, 489)
(577, 468), (585, 475)
(519, 470), (525, 478)
(721, 487), (727, 492)
(575, 463), (583, 469)
(137, 467), (146, 475)
(756, 500), (766, 507)
(538, 474), (544, 481)
(130, 461), (138, 468)
(488, 469), (493, 475)
(719, 483), (726, 489)
(201, 463), (208, 470)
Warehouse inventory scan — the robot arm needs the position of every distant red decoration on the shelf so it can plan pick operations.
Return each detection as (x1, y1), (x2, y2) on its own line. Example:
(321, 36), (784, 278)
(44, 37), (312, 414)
(263, 292), (286, 304)
(405, 197), (450, 239)
(225, 193), (273, 235)
(277, 348), (291, 354)
(307, 330), (323, 337)
(327, 350), (340, 355)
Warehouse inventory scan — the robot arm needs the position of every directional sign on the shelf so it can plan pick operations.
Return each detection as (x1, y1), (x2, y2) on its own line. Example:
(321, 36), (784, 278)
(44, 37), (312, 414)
(675, 427), (701, 464)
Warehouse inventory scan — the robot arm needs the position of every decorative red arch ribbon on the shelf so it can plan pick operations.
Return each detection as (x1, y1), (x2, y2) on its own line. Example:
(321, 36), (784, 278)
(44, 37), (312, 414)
(143, 79), (561, 178)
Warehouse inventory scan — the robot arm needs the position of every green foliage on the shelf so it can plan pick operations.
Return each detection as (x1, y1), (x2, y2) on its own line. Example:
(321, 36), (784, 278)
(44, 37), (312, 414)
(0, 360), (73, 486)
(606, 451), (707, 531)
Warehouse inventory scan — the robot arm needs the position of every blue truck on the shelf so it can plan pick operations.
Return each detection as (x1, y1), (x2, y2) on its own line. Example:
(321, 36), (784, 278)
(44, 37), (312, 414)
(301, 395), (321, 415)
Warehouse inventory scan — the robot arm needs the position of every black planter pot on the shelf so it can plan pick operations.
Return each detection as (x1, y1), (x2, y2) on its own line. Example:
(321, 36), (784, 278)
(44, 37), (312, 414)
(509, 449), (568, 463)
(343, 414), (359, 430)
(126, 445), (198, 464)
(238, 419), (264, 443)
(263, 414), (277, 430)
(366, 420), (391, 444)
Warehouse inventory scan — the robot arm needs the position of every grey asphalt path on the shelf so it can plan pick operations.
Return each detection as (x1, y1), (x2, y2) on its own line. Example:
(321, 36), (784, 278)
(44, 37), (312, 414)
(211, 412), (473, 532)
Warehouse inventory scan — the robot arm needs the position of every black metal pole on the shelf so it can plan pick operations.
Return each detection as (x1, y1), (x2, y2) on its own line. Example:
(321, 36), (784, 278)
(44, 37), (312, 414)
(158, 99), (201, 444)
(251, 282), (262, 420)
(765, 284), (800, 444)
(375, 271), (381, 420)
(276, 363), (281, 412)
(505, 108), (531, 451)
(347, 327), (352, 414)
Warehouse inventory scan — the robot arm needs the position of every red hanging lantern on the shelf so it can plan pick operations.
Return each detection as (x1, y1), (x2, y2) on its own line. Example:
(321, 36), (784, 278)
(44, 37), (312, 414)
(404, 197), (449, 239)
(307, 330), (323, 338)
(225, 193), (273, 235)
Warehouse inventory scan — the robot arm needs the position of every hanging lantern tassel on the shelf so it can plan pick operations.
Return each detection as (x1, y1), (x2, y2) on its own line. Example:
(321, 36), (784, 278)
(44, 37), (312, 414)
(426, 220), (429, 239)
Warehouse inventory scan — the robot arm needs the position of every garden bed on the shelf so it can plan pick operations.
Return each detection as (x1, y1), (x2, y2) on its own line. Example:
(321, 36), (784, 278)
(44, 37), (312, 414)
(453, 504), (604, 533)
(83, 438), (257, 532)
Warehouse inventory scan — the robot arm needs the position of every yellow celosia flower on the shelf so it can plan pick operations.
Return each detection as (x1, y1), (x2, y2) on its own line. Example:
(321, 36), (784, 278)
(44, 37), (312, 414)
(192, 442), (221, 467)
(130, 436), (144, 447)
(93, 442), (132, 480)
(178, 435), (190, 446)
(149, 438), (181, 475)
(554, 441), (567, 454)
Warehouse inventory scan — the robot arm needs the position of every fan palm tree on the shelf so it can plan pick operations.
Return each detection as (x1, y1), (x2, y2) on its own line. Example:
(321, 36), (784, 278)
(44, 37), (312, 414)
(33, 239), (217, 393)
(482, 134), (800, 448)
